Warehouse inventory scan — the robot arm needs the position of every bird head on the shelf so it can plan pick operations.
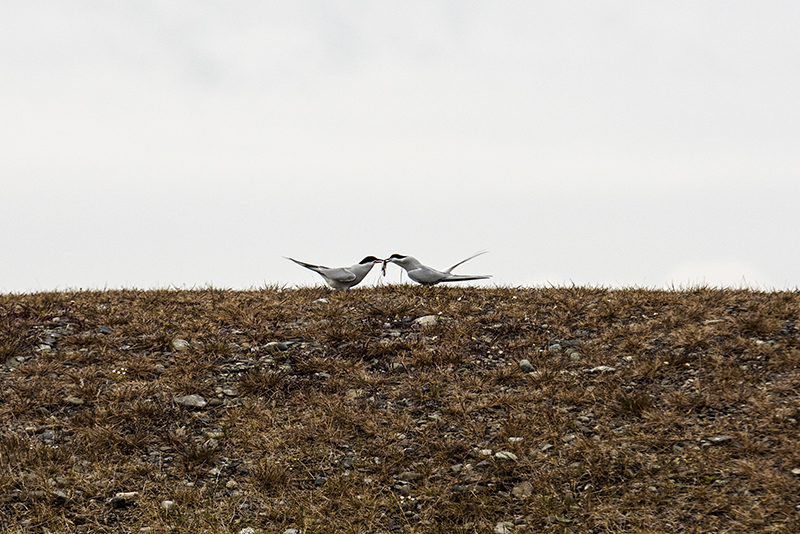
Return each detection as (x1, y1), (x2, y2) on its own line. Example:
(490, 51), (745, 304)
(387, 254), (421, 270)
(359, 256), (384, 264)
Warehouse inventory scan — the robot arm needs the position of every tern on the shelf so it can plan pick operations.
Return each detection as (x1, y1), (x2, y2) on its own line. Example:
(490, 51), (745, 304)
(386, 251), (491, 285)
(285, 256), (384, 291)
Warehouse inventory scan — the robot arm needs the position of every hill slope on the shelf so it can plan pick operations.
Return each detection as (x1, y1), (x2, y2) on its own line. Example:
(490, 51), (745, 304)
(2, 286), (800, 533)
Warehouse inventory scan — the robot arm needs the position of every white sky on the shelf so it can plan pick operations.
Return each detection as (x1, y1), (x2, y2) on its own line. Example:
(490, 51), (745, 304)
(2, 1), (799, 292)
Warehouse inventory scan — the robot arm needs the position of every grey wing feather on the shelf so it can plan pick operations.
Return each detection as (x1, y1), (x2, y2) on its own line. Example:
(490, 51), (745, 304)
(286, 257), (356, 281)
(324, 267), (358, 283)
(441, 274), (492, 282)
(285, 257), (328, 271)
(445, 251), (488, 274)
(407, 268), (448, 285)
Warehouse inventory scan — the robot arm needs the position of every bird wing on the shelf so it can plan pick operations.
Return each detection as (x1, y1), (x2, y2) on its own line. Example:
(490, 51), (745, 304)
(321, 267), (358, 283)
(444, 251), (488, 274)
(407, 267), (449, 285)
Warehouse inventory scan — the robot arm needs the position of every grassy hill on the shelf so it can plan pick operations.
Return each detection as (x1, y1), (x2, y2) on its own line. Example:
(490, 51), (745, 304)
(2, 286), (800, 533)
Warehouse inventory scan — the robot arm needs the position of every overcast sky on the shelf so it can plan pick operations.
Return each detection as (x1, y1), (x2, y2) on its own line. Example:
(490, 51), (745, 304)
(2, 2), (799, 292)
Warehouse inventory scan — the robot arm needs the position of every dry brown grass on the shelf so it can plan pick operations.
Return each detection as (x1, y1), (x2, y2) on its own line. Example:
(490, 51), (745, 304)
(1, 285), (800, 533)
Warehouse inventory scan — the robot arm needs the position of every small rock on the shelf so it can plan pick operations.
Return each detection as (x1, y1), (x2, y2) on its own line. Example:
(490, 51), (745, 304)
(585, 365), (616, 373)
(174, 394), (207, 408)
(494, 451), (518, 461)
(161, 500), (176, 511)
(399, 471), (423, 481)
(172, 338), (190, 351)
(315, 476), (327, 486)
(548, 343), (563, 353)
(791, 468), (800, 476)
(63, 396), (84, 406)
(283, 529), (301, 534)
(37, 429), (55, 443)
(4, 356), (23, 369)
(96, 326), (113, 335)
(226, 479), (238, 489)
(512, 481), (533, 499)
(494, 521), (514, 534)
(519, 359), (534, 373)
(238, 528), (256, 534)
(313, 298), (329, 304)
(413, 315), (438, 327)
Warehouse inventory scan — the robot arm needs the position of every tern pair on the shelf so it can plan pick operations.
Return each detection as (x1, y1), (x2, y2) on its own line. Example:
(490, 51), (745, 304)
(285, 252), (490, 291)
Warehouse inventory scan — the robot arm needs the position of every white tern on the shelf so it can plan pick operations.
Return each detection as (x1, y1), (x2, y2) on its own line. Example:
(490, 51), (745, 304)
(386, 251), (491, 285)
(286, 256), (384, 291)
